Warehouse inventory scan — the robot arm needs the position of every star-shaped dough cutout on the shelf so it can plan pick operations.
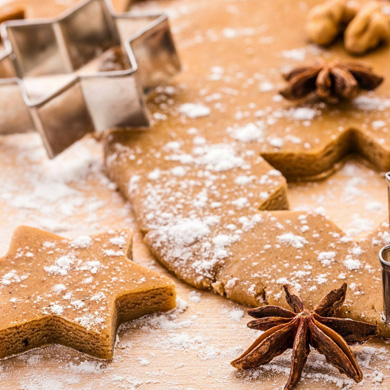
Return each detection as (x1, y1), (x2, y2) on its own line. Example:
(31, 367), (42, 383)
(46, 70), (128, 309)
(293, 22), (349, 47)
(0, 226), (176, 359)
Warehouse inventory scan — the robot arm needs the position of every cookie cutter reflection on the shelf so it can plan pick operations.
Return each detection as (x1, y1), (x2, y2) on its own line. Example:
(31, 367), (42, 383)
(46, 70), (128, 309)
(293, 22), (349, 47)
(0, 0), (180, 158)
(379, 172), (390, 324)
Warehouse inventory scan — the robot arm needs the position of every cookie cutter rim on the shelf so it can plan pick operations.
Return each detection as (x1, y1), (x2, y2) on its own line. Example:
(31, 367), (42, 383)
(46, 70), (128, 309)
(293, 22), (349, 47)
(0, 0), (181, 158)
(379, 171), (390, 324)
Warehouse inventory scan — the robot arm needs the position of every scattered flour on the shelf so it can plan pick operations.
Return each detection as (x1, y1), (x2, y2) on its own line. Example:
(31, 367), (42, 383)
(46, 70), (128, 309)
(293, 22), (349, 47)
(70, 236), (92, 248)
(277, 233), (307, 248)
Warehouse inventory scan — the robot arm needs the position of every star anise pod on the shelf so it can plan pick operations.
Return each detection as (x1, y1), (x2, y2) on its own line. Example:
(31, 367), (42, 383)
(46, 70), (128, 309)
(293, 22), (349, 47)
(279, 60), (383, 102)
(231, 283), (377, 390)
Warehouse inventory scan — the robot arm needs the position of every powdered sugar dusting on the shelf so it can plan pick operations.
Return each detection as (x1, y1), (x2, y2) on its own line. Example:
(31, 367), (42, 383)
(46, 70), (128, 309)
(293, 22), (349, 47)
(179, 103), (211, 118)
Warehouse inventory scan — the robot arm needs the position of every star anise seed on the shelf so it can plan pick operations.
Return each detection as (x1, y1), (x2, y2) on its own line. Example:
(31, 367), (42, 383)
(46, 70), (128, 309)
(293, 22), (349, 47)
(231, 283), (378, 390)
(279, 60), (383, 102)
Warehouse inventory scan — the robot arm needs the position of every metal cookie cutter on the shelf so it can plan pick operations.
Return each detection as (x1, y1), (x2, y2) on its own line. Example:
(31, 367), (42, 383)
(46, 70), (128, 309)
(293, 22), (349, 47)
(379, 172), (390, 323)
(0, 0), (180, 158)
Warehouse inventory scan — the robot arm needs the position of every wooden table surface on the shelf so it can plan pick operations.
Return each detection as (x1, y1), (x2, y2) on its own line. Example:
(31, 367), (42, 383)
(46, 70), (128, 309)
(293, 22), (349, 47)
(1, 0), (390, 389)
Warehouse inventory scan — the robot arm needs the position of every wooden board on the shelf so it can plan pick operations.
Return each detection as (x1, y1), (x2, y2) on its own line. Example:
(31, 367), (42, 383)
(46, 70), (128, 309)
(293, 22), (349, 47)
(0, 0), (390, 389)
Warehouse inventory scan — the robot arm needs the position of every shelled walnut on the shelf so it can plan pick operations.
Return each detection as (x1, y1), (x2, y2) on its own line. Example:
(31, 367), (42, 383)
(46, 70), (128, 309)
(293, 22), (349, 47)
(305, 0), (358, 46)
(345, 1), (390, 54)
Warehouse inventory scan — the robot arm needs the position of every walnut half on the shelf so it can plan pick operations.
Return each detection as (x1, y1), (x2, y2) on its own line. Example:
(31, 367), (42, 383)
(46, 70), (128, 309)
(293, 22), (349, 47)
(305, 0), (358, 46)
(344, 1), (390, 55)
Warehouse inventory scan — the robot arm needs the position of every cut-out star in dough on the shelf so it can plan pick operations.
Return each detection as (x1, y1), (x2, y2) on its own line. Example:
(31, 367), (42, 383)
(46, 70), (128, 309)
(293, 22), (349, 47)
(0, 226), (176, 359)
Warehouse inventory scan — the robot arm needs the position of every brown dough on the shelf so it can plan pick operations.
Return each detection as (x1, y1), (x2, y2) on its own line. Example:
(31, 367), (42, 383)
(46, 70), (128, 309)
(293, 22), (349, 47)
(104, 0), (390, 336)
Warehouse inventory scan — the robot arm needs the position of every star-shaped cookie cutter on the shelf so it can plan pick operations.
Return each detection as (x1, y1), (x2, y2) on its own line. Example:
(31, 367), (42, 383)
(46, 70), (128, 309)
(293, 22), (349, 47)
(0, 0), (180, 157)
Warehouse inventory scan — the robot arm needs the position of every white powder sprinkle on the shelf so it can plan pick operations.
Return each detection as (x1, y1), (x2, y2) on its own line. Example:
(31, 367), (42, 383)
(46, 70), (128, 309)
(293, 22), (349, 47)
(80, 261), (101, 274)
(225, 278), (239, 289)
(344, 257), (361, 270)
(49, 304), (64, 315)
(90, 292), (106, 302)
(165, 141), (181, 150)
(316, 274), (328, 284)
(171, 166), (186, 177)
(234, 175), (254, 185)
(277, 277), (290, 284)
(197, 144), (244, 172)
(353, 96), (390, 111)
(110, 236), (126, 246)
(228, 308), (245, 322)
(188, 291), (202, 303)
(222, 27), (255, 38)
(281, 48), (306, 61)
(71, 300), (85, 309)
(231, 123), (264, 142)
(231, 197), (249, 209)
(44, 255), (74, 276)
(168, 332), (206, 350)
(290, 107), (317, 120)
(269, 137), (284, 148)
(137, 357), (150, 366)
(193, 136), (206, 145)
(239, 214), (263, 230)
(258, 81), (274, 92)
(277, 233), (307, 248)
(160, 219), (211, 247)
(148, 169), (161, 180)
(1, 270), (21, 285)
(365, 201), (383, 213)
(317, 251), (336, 266)
(268, 169), (282, 176)
(179, 103), (211, 118)
(70, 235), (92, 248)
(52, 283), (66, 293)
(67, 361), (104, 374)
(260, 192), (269, 200)
(350, 246), (363, 256)
(75, 314), (104, 330)
(103, 249), (124, 257)
(372, 120), (386, 130)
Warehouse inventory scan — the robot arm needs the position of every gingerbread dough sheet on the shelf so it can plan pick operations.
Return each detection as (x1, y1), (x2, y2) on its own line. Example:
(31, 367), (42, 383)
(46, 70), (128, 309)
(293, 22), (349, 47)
(104, 0), (390, 335)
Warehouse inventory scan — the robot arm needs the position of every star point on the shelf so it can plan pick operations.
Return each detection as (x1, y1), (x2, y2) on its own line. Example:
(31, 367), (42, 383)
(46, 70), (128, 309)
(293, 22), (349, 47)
(0, 226), (176, 359)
